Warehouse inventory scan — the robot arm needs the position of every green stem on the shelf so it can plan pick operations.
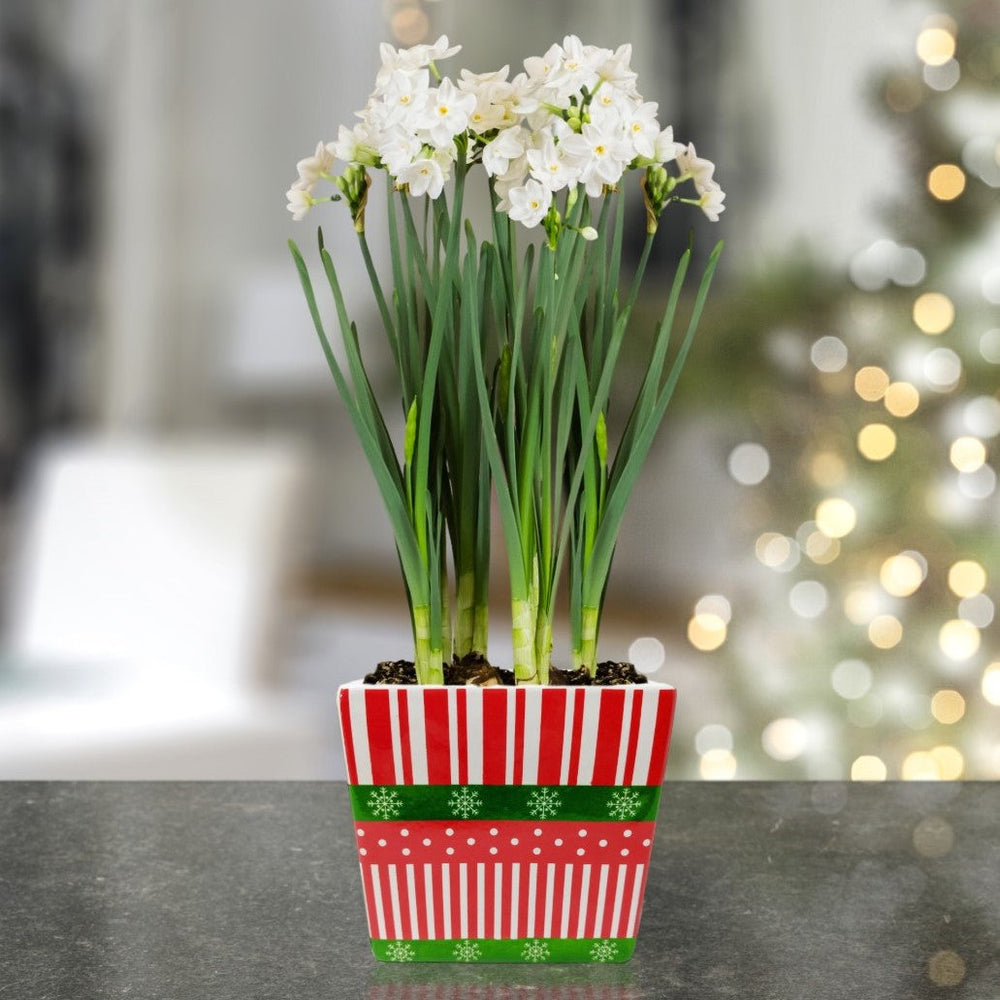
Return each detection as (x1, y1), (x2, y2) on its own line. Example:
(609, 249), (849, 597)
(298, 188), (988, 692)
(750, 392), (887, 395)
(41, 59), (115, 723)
(455, 570), (475, 659)
(580, 605), (600, 677)
(413, 604), (445, 685)
(512, 597), (537, 684)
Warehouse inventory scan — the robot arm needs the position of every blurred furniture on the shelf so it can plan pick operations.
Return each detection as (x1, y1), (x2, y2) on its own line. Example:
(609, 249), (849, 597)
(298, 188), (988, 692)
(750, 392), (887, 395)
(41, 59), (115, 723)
(0, 435), (330, 778)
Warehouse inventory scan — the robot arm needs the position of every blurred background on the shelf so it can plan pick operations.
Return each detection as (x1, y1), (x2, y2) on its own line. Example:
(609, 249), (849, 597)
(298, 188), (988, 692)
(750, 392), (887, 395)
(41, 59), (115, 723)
(0, 0), (997, 779)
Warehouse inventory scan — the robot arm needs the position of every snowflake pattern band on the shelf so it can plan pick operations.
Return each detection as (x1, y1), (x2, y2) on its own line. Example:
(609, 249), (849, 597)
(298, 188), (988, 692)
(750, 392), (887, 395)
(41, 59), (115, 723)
(350, 783), (660, 823)
(371, 937), (635, 963)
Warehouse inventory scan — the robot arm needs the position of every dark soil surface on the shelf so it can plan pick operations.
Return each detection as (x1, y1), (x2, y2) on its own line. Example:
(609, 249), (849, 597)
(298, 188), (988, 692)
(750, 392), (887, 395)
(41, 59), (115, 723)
(363, 657), (647, 686)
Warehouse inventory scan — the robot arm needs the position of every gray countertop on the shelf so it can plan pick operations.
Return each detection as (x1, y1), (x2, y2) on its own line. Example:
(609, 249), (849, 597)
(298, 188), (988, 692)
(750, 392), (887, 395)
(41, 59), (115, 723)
(0, 782), (997, 999)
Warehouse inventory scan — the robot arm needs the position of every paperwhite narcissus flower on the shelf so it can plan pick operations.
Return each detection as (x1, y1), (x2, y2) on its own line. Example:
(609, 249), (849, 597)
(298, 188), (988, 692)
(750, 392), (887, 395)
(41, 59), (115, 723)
(419, 77), (478, 147)
(286, 34), (724, 234)
(482, 125), (526, 177)
(526, 132), (581, 192)
(285, 186), (313, 221)
(675, 141), (718, 193)
(507, 179), (552, 228)
(559, 122), (633, 196)
(296, 141), (335, 188)
(397, 157), (446, 199)
(699, 184), (726, 222)
(375, 35), (461, 87)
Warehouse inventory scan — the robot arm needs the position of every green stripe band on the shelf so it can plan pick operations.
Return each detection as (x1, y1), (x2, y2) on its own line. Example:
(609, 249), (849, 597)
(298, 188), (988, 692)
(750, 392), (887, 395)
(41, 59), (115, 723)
(349, 783), (661, 823)
(371, 937), (636, 964)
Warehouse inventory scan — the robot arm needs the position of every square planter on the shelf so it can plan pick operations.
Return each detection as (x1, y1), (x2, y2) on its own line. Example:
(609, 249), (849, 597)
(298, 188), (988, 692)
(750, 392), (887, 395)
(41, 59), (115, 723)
(338, 681), (676, 963)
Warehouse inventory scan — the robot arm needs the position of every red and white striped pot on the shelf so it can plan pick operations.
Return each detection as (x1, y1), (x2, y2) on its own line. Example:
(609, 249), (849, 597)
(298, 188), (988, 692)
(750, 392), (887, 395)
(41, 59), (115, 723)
(338, 681), (676, 963)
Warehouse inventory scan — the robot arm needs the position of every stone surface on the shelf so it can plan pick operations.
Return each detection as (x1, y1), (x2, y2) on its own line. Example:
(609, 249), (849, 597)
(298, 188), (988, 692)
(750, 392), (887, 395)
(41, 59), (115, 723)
(0, 781), (997, 998)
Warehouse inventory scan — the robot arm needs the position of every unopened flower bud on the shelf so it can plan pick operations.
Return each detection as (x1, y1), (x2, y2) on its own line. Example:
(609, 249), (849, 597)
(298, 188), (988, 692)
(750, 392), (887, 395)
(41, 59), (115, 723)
(578, 226), (598, 241)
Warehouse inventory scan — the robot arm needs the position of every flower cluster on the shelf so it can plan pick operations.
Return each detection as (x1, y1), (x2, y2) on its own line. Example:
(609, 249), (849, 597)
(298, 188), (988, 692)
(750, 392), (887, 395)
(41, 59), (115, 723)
(286, 34), (724, 233)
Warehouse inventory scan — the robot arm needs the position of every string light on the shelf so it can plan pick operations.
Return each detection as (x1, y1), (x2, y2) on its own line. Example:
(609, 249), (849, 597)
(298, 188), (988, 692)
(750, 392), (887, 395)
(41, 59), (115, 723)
(880, 552), (926, 597)
(902, 750), (940, 780)
(931, 745), (964, 779)
(949, 436), (987, 472)
(699, 748), (737, 780)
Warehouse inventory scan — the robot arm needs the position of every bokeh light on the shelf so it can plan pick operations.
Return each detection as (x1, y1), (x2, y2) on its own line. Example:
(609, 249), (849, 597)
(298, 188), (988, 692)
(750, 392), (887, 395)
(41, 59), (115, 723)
(915, 26), (956, 66)
(949, 436), (986, 473)
(810, 336), (848, 373)
(831, 658), (873, 700)
(857, 423), (897, 461)
(755, 532), (800, 572)
(923, 347), (962, 391)
(789, 580), (828, 618)
(627, 636), (666, 675)
(854, 366), (890, 401)
(902, 750), (940, 780)
(913, 292), (955, 334)
(927, 163), (966, 200)
(880, 551), (926, 597)
(695, 724), (733, 756)
(809, 451), (848, 487)
(931, 689), (965, 724)
(687, 613), (727, 652)
(699, 748), (737, 780)
(964, 396), (1000, 437)
(931, 745), (964, 779)
(869, 614), (903, 649)
(762, 718), (808, 761)
(851, 755), (887, 780)
(884, 381), (920, 417)
(938, 619), (981, 661)
(948, 559), (987, 597)
(958, 593), (994, 628)
(844, 585), (883, 625)
(815, 498), (857, 538)
(728, 443), (771, 485)
(982, 663), (1000, 705)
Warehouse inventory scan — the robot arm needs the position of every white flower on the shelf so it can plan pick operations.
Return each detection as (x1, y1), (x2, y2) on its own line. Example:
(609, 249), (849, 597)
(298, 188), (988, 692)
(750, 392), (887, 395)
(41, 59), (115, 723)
(396, 157), (446, 199)
(380, 69), (430, 125)
(675, 141), (717, 193)
(376, 35), (460, 88)
(523, 42), (564, 87)
(559, 122), (633, 196)
(652, 126), (678, 164)
(547, 35), (602, 97)
(698, 182), (726, 221)
(418, 77), (477, 147)
(492, 154), (530, 209)
(506, 179), (551, 228)
(623, 101), (661, 159)
(595, 43), (639, 94)
(482, 125), (526, 177)
(526, 132), (581, 192)
(332, 122), (374, 165)
(285, 186), (313, 221)
(378, 126), (423, 174)
(459, 66), (512, 133)
(295, 141), (335, 187)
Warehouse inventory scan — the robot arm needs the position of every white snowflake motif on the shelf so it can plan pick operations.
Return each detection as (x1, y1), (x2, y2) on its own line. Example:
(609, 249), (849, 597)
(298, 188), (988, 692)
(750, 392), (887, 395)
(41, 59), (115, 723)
(367, 787), (403, 820)
(447, 787), (483, 819)
(521, 939), (551, 963)
(452, 939), (482, 962)
(526, 787), (562, 820)
(589, 939), (620, 963)
(385, 940), (415, 962)
(606, 787), (644, 822)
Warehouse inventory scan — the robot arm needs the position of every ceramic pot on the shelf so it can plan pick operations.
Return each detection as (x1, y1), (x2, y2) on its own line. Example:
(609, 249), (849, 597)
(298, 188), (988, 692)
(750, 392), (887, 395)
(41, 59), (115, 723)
(338, 681), (676, 963)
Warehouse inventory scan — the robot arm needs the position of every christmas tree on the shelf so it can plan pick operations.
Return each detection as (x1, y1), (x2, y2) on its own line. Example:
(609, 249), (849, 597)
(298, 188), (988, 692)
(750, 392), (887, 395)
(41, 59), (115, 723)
(685, 2), (1000, 780)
